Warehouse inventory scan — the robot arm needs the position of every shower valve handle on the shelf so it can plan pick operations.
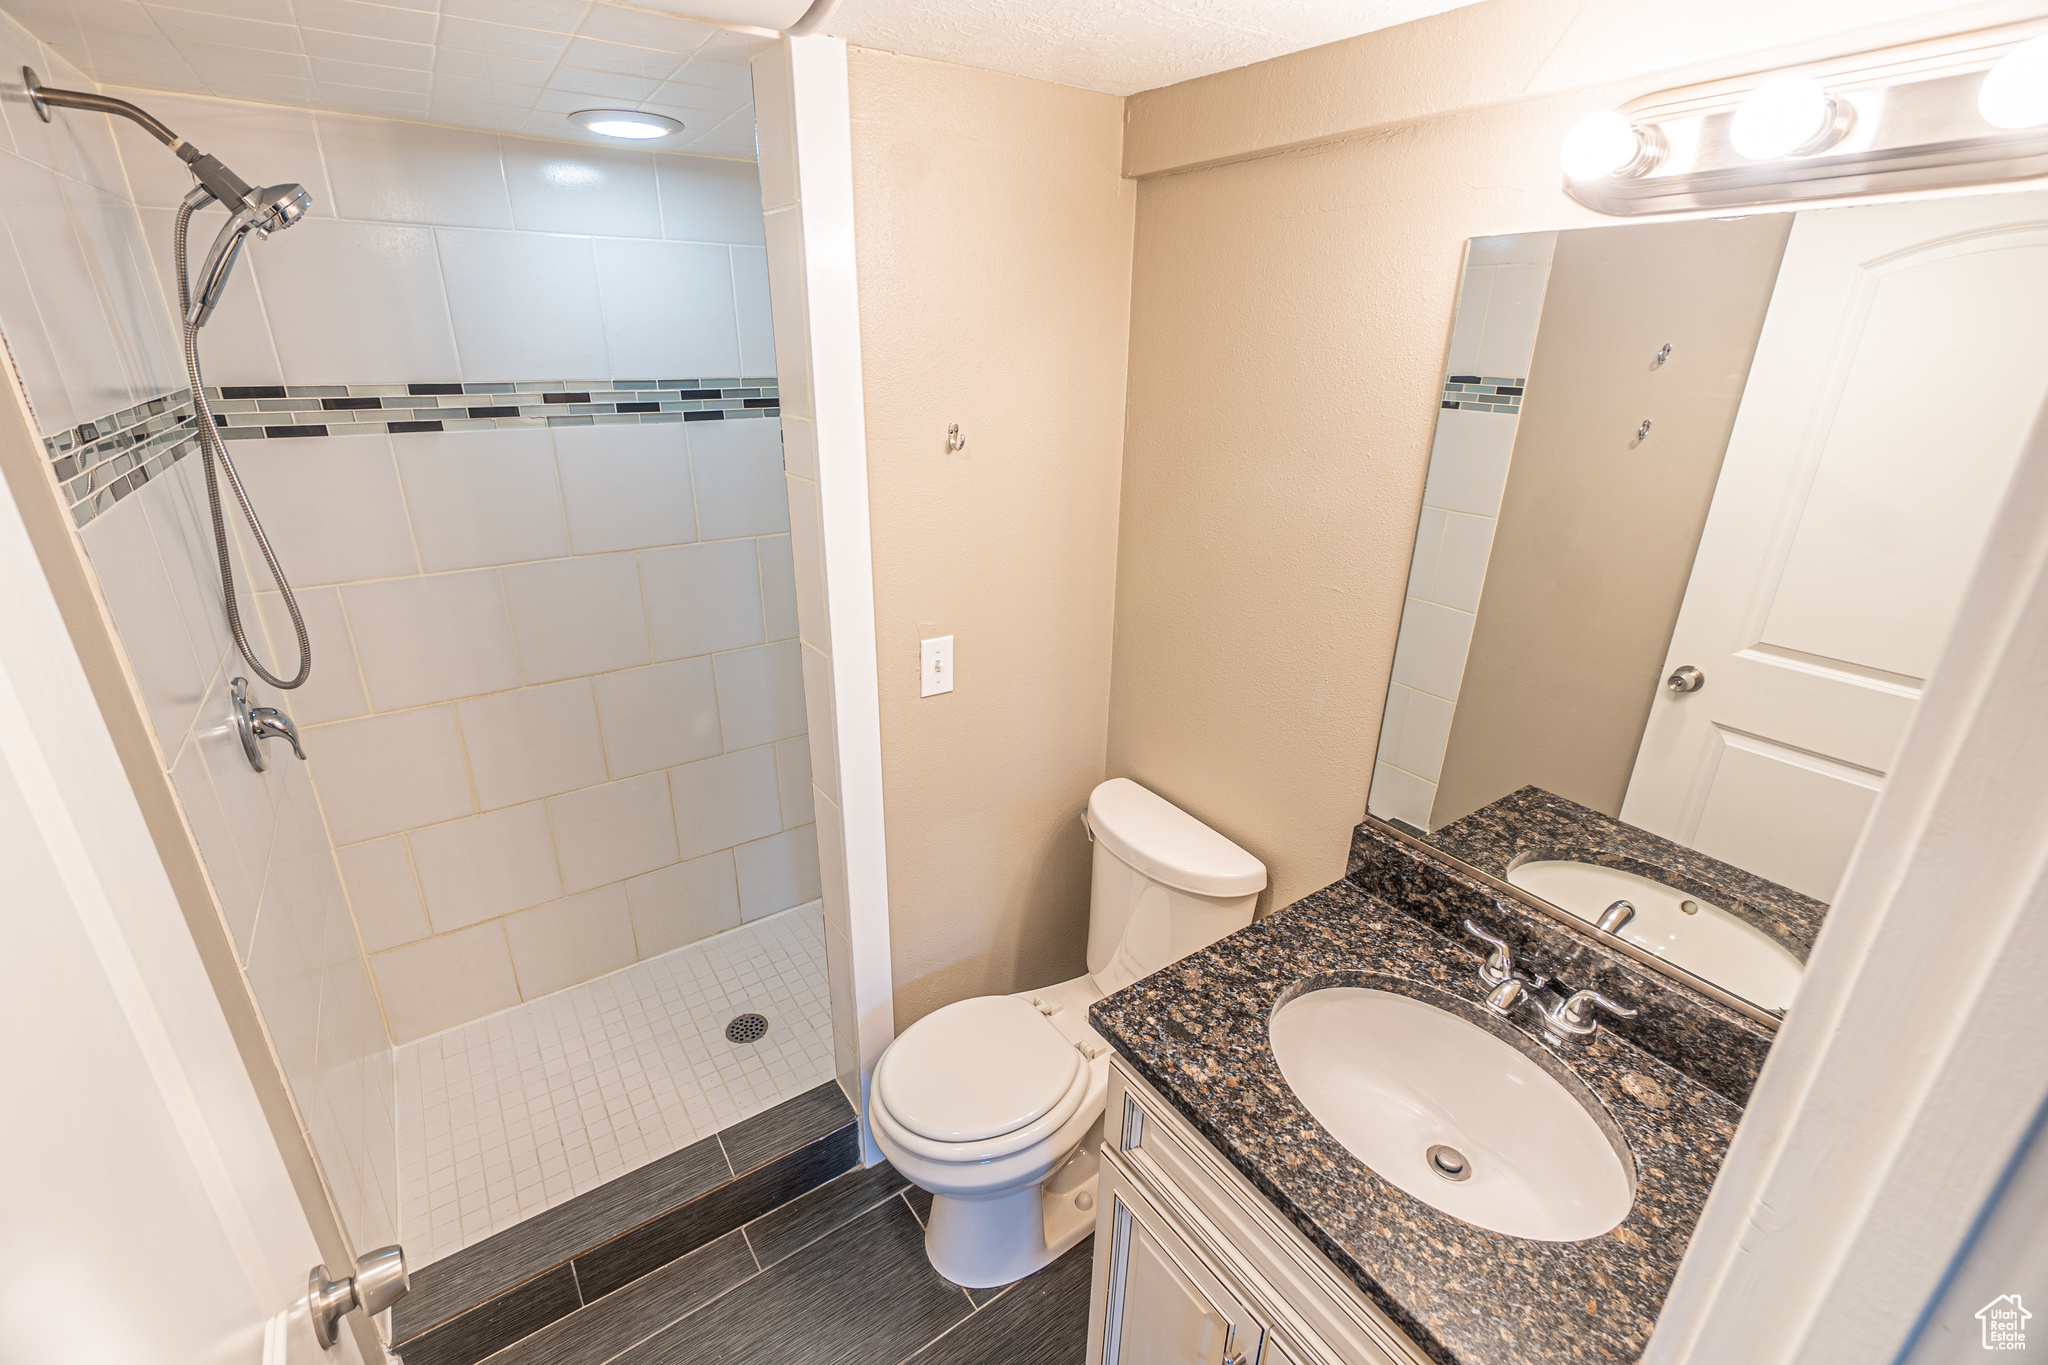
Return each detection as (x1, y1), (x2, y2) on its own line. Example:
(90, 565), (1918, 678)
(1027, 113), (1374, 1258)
(250, 706), (305, 760)
(231, 677), (305, 770)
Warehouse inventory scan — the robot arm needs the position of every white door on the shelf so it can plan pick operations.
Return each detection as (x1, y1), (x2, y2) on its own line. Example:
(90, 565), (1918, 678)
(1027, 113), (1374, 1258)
(1621, 193), (2048, 901)
(0, 458), (353, 1363)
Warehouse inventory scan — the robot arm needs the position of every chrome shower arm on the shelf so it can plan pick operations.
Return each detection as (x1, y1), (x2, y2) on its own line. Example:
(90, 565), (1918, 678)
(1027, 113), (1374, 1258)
(23, 67), (255, 208)
(22, 68), (178, 144)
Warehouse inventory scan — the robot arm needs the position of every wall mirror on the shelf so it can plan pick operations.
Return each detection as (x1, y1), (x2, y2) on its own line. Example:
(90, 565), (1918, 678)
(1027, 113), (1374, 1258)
(1369, 189), (2048, 1023)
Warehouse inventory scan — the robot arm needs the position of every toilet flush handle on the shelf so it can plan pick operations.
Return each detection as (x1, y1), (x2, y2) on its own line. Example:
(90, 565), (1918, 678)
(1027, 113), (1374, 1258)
(1080, 810), (1095, 842)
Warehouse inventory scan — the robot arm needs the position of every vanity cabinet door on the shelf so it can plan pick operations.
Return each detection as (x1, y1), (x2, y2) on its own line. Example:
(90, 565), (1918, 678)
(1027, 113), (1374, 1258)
(1259, 1333), (1310, 1365)
(1096, 1161), (1264, 1365)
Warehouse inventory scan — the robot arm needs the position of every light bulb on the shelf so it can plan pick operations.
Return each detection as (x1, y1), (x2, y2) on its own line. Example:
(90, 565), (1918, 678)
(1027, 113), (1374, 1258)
(568, 109), (685, 140)
(1731, 76), (1850, 160)
(1981, 33), (2048, 130)
(1560, 111), (1666, 181)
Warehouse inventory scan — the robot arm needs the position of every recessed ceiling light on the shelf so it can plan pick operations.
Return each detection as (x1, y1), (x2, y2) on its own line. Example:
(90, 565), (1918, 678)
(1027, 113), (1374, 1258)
(569, 109), (685, 140)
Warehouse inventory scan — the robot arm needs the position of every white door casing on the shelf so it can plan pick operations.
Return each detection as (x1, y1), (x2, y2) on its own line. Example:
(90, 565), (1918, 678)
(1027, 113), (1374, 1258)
(1621, 192), (2048, 901)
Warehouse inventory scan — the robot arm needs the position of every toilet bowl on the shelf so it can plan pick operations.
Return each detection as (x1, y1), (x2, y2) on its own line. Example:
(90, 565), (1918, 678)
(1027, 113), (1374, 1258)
(869, 778), (1266, 1288)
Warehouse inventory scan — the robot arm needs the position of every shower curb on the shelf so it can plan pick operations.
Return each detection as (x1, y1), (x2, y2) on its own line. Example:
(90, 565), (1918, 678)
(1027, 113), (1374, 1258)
(391, 1082), (857, 1365)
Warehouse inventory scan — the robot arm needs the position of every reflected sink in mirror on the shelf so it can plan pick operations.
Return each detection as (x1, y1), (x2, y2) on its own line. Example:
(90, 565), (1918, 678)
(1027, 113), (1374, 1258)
(1269, 986), (1634, 1241)
(1507, 860), (1802, 1014)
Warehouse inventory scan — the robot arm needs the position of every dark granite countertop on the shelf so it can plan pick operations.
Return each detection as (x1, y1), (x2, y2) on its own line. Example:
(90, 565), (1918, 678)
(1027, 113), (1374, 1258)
(1348, 822), (1773, 1107)
(1429, 786), (1827, 959)
(1089, 879), (1743, 1365)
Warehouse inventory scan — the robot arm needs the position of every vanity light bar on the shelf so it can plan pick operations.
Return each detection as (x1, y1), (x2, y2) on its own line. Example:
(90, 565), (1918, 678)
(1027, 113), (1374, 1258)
(1562, 20), (2048, 215)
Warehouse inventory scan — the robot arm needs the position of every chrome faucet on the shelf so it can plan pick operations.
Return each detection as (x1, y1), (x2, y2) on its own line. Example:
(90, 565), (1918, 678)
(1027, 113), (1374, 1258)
(1463, 919), (1640, 1042)
(1596, 899), (1636, 933)
(1463, 920), (1548, 1014)
(1536, 988), (1639, 1038)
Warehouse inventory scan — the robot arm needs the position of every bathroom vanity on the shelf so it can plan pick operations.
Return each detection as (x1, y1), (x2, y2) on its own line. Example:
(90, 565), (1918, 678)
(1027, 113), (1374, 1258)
(1064, 190), (2048, 1360)
(1083, 823), (1754, 1365)
(1091, 1054), (1432, 1365)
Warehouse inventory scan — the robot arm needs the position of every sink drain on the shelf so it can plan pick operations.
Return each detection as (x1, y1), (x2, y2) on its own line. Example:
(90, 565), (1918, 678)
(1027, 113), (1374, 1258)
(1427, 1144), (1472, 1182)
(725, 1012), (770, 1045)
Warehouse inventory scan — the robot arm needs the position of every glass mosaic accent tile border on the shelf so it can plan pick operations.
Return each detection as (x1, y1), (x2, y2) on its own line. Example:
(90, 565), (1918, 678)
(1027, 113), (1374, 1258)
(42, 376), (780, 530)
(1441, 374), (1525, 414)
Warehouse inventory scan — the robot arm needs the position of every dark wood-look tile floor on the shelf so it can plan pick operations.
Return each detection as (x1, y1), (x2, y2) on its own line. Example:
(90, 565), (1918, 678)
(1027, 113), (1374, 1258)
(476, 1163), (1093, 1365)
(397, 1083), (861, 1365)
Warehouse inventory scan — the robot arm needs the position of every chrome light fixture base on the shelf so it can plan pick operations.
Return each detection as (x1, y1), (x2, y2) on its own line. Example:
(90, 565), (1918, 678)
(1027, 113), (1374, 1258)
(1564, 19), (2048, 216)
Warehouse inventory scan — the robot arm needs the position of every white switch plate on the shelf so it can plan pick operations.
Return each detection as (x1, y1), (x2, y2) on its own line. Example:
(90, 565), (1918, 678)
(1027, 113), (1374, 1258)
(920, 635), (954, 697)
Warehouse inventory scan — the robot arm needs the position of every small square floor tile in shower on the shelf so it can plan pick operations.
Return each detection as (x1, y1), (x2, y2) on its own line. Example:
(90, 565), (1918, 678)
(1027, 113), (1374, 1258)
(397, 902), (834, 1266)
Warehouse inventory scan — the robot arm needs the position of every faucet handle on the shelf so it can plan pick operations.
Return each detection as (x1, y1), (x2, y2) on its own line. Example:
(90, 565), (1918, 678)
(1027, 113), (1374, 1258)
(1463, 919), (1515, 986)
(249, 705), (306, 761)
(1554, 988), (1638, 1035)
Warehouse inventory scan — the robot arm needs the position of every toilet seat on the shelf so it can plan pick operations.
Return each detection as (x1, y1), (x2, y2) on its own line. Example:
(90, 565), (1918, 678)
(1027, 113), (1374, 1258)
(873, 995), (1095, 1164)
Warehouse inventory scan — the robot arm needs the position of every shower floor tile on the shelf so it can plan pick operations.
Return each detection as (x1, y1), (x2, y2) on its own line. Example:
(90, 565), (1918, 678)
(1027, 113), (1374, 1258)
(397, 902), (834, 1267)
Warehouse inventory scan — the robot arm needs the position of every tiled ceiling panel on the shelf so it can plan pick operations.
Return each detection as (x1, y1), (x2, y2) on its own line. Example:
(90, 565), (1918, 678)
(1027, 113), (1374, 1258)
(818, 0), (1491, 97)
(5, 0), (769, 156)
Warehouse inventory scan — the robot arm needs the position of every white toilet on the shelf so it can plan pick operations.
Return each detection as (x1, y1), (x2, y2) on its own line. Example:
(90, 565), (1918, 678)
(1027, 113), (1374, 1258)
(869, 777), (1266, 1288)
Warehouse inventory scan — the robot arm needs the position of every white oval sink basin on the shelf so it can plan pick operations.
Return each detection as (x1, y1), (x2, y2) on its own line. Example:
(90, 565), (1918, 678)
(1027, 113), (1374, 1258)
(1506, 860), (1803, 1013)
(1270, 987), (1633, 1241)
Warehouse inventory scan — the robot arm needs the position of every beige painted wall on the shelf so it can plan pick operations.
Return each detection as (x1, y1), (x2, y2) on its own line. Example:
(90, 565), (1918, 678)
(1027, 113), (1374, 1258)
(1106, 0), (2024, 916)
(1432, 215), (1791, 828)
(846, 49), (1136, 1028)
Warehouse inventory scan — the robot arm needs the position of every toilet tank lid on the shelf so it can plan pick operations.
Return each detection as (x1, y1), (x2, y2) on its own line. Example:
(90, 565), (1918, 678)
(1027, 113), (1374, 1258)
(1087, 778), (1266, 897)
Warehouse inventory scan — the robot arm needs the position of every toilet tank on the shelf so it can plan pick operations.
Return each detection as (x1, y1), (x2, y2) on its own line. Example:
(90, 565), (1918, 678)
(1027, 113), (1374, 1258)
(1083, 778), (1268, 996)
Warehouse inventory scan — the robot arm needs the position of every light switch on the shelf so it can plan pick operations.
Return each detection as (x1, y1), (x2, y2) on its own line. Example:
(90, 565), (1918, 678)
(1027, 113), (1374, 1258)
(920, 635), (954, 697)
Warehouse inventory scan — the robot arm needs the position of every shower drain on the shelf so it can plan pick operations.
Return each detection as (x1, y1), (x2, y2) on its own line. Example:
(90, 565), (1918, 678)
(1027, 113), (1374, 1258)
(725, 1012), (771, 1045)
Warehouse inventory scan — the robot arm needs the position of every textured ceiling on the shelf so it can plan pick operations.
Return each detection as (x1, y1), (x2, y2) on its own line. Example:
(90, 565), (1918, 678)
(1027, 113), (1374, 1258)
(4, 0), (1493, 155)
(5, 0), (772, 155)
(819, 0), (1489, 96)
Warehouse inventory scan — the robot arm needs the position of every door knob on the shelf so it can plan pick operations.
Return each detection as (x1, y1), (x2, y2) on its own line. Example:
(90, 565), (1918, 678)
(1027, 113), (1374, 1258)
(1666, 665), (1705, 694)
(309, 1245), (408, 1349)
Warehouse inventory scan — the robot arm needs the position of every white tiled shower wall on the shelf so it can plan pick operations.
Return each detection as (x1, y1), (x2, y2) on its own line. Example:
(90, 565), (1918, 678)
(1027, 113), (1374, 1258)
(268, 413), (817, 1045)
(0, 4), (817, 1259)
(1369, 232), (1555, 832)
(0, 10), (399, 1253)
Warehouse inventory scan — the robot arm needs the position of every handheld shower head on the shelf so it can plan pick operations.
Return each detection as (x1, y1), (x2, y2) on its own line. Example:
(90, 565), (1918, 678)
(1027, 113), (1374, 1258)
(25, 66), (320, 691)
(22, 69), (311, 326)
(187, 182), (310, 328)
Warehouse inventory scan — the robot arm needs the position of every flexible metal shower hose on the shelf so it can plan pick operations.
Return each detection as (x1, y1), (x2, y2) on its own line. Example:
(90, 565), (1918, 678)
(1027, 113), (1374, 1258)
(174, 200), (310, 690)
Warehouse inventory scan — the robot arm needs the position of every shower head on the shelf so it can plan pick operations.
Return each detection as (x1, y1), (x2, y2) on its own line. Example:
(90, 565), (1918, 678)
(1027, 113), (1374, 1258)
(187, 181), (311, 328)
(21, 68), (313, 326)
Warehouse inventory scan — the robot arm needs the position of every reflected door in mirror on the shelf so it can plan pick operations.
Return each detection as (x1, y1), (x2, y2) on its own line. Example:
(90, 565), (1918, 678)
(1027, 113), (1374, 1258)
(1622, 193), (2048, 902)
